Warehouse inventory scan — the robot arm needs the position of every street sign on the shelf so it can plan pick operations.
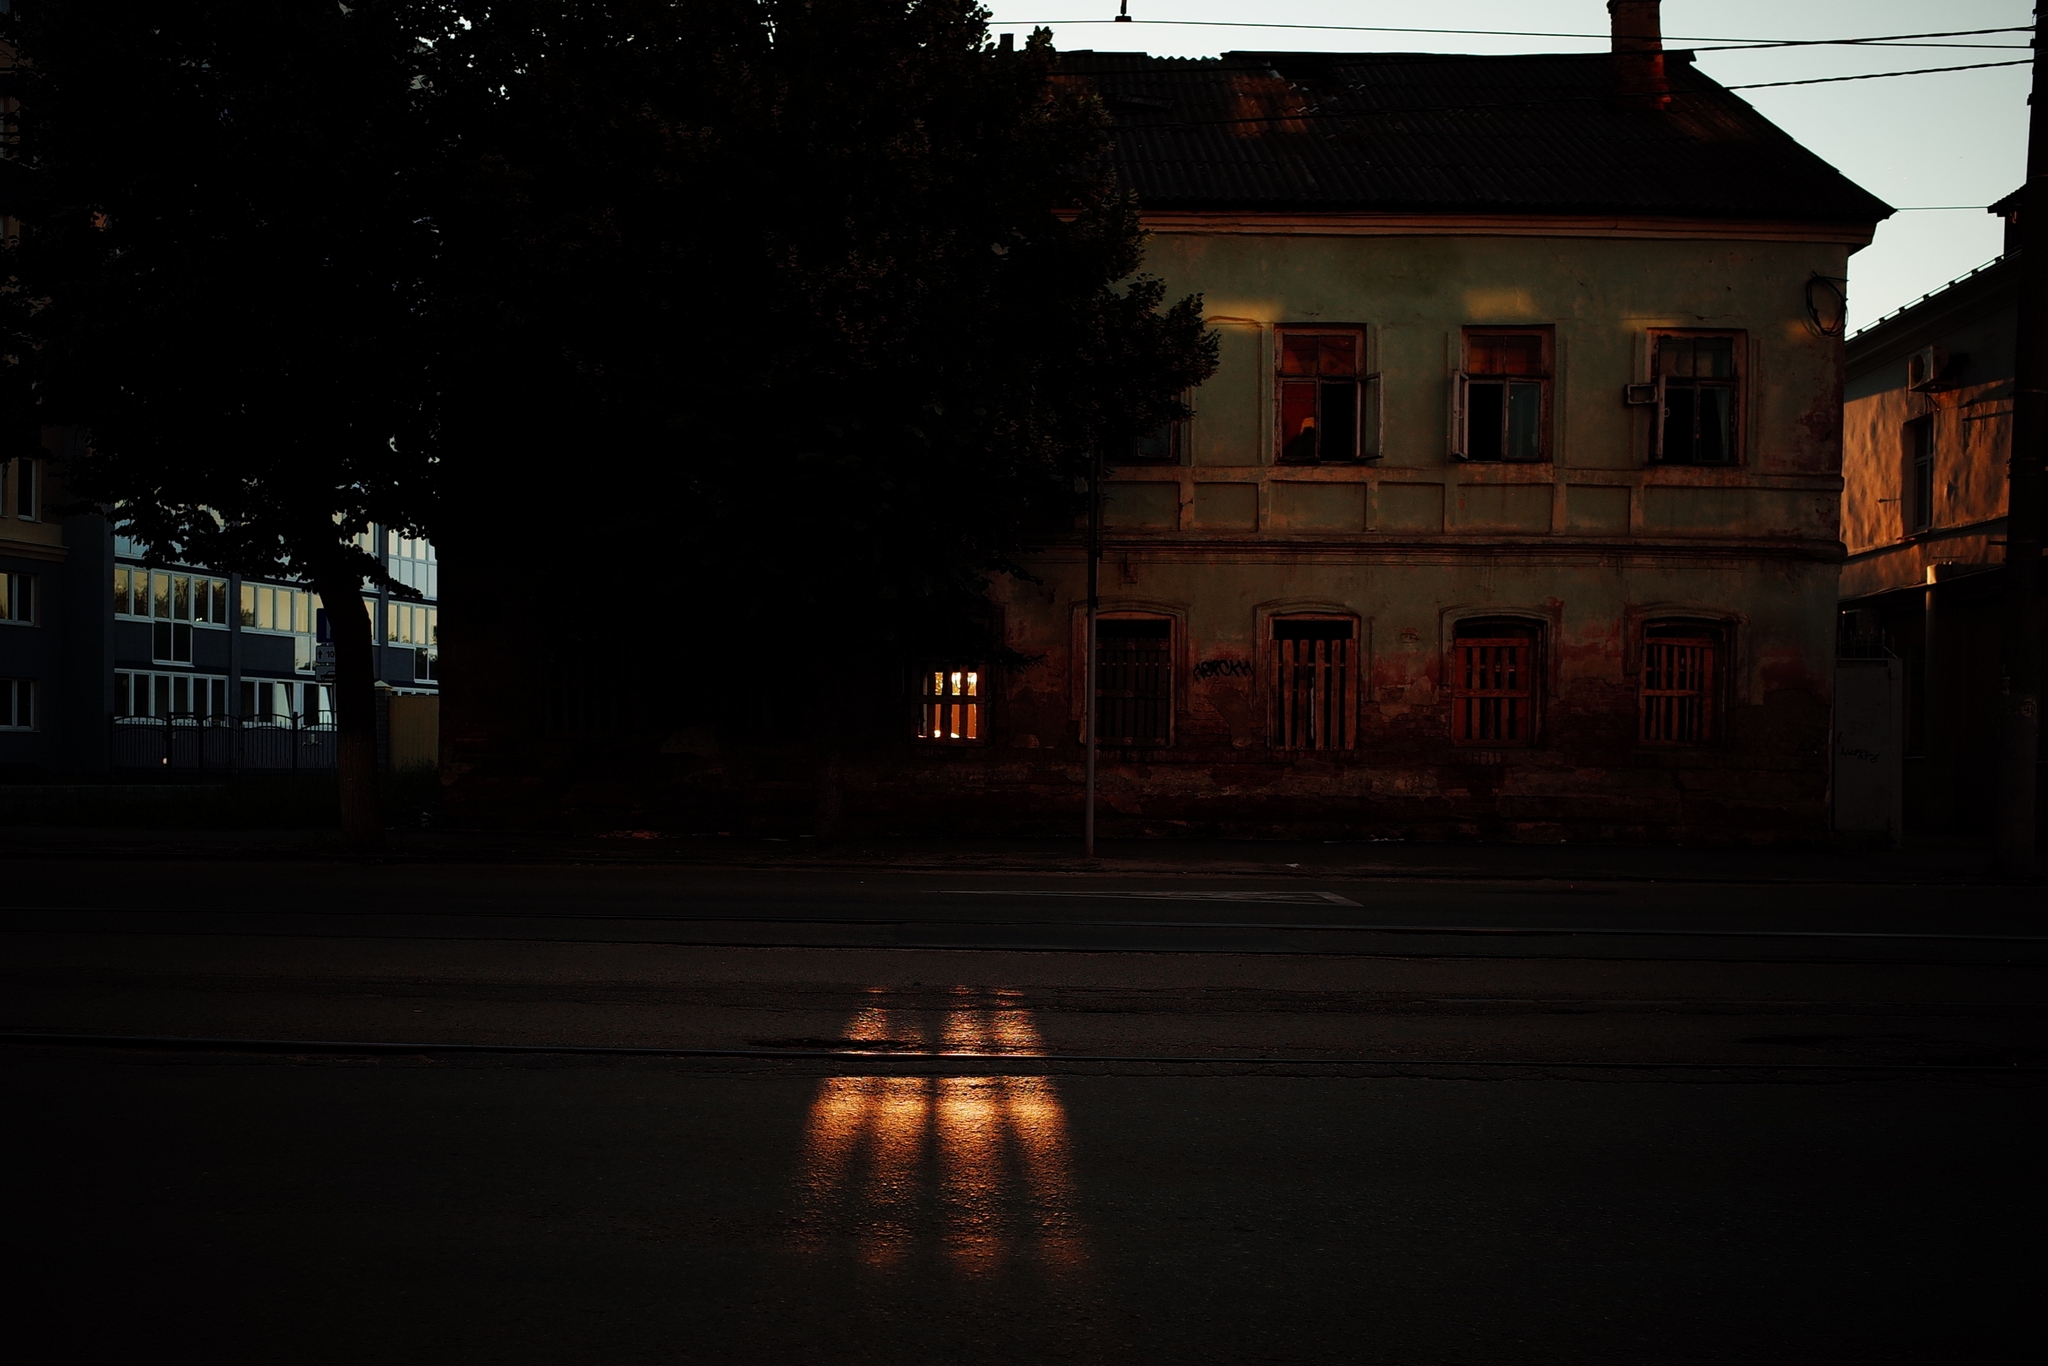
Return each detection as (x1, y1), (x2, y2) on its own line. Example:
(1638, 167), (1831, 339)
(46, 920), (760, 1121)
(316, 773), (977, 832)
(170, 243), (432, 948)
(313, 642), (337, 682)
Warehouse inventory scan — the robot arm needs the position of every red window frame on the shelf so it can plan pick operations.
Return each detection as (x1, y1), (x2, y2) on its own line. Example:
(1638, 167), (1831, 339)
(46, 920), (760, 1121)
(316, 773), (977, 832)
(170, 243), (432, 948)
(1639, 628), (1720, 746)
(1270, 618), (1356, 750)
(1450, 625), (1538, 746)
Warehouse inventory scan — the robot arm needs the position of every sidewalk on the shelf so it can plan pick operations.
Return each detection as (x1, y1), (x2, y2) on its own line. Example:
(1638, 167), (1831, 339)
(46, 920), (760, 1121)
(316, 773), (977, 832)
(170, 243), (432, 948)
(0, 823), (2021, 884)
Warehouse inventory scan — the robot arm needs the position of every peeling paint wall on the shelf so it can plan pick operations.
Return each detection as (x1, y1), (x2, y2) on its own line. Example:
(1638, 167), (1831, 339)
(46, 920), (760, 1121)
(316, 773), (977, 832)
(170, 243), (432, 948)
(443, 225), (1851, 843)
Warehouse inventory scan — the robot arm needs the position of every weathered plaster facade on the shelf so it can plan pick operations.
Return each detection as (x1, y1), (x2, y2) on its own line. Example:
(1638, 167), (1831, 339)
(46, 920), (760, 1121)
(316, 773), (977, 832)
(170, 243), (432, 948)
(966, 228), (1856, 842)
(442, 37), (1888, 842)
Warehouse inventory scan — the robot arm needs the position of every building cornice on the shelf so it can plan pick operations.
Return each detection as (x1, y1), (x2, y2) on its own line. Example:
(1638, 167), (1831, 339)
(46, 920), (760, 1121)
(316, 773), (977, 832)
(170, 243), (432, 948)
(1139, 211), (1876, 247)
(0, 539), (67, 563)
(1031, 537), (1845, 565)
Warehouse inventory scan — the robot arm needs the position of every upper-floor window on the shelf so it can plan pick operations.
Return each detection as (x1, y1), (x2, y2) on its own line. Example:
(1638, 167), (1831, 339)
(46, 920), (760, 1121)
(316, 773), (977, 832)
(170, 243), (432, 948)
(1270, 618), (1355, 750)
(8, 457), (38, 521)
(1639, 621), (1722, 746)
(1277, 328), (1375, 464)
(1906, 416), (1935, 534)
(386, 530), (438, 597)
(1096, 617), (1172, 746)
(387, 601), (439, 683)
(0, 678), (34, 730)
(1, 572), (34, 624)
(918, 668), (984, 743)
(1124, 419), (1184, 466)
(1455, 329), (1551, 463)
(1649, 332), (1742, 466)
(240, 582), (317, 634)
(1450, 619), (1540, 746)
(115, 567), (230, 626)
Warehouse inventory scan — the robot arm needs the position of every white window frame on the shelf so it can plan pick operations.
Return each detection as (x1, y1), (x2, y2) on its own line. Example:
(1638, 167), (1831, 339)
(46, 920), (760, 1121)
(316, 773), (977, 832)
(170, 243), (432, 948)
(114, 671), (231, 721)
(1, 571), (34, 625)
(11, 457), (38, 522)
(237, 582), (320, 636)
(0, 678), (34, 730)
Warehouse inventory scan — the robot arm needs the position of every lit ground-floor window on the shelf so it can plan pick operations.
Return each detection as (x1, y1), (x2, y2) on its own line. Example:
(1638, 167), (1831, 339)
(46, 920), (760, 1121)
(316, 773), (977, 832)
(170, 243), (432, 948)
(919, 669), (982, 742)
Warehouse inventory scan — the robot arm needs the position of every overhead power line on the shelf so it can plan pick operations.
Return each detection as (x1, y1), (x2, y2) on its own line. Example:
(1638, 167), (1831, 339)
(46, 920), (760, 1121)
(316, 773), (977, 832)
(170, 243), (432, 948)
(1725, 58), (2028, 90)
(1078, 58), (2034, 134)
(987, 19), (2031, 53)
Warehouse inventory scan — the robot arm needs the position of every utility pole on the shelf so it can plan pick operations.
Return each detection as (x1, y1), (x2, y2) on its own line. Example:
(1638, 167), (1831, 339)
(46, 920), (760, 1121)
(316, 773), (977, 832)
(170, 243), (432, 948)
(1084, 445), (1102, 860)
(2000, 7), (2046, 875)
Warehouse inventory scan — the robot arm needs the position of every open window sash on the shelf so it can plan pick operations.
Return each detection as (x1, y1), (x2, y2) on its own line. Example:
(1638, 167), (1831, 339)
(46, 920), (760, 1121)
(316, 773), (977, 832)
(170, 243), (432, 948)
(1448, 371), (1470, 460)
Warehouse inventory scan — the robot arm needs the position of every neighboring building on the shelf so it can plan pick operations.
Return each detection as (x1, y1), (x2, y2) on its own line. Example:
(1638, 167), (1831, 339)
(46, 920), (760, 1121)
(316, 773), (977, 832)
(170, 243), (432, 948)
(1839, 190), (2042, 833)
(445, 7), (1889, 842)
(0, 445), (439, 777)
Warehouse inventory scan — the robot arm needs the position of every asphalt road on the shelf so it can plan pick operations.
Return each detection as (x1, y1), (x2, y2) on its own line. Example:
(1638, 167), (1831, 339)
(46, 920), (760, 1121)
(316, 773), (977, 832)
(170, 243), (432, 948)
(7, 857), (2045, 1362)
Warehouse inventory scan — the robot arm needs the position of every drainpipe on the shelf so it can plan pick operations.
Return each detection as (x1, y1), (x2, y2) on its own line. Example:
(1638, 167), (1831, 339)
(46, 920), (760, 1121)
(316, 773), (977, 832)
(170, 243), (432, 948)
(1998, 8), (2045, 874)
(1609, 0), (1670, 111)
(1084, 445), (1101, 860)
(1923, 566), (1949, 826)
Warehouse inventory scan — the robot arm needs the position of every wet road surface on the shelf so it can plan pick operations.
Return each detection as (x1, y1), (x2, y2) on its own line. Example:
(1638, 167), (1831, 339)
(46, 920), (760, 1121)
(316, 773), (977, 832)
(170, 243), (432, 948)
(7, 858), (2044, 1362)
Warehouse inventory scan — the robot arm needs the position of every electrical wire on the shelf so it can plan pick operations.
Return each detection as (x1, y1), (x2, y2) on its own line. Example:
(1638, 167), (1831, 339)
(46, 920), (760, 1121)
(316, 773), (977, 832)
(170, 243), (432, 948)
(1071, 58), (2033, 135)
(986, 19), (2032, 53)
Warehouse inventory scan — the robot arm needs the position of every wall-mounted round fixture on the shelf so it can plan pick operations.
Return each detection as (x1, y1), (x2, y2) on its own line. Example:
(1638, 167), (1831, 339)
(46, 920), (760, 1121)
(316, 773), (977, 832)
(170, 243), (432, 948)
(1805, 274), (1848, 337)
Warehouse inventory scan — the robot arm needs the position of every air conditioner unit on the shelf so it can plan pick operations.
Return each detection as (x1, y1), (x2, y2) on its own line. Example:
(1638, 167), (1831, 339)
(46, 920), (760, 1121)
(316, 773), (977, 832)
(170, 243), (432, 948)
(1905, 346), (1949, 392)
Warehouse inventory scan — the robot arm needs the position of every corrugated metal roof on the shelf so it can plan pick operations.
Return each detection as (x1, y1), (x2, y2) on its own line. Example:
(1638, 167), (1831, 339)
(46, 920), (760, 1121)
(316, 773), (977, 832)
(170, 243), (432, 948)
(1056, 50), (1892, 223)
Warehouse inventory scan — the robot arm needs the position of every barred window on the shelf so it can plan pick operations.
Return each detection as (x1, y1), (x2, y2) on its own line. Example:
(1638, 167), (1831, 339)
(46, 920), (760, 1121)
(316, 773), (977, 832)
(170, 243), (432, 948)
(1640, 624), (1721, 745)
(1271, 619), (1354, 750)
(919, 669), (983, 743)
(1450, 621), (1538, 746)
(1097, 619), (1172, 746)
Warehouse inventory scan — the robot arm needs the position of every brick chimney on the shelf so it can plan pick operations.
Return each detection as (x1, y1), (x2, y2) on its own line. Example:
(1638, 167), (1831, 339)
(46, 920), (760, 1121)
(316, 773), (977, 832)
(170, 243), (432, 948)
(1610, 0), (1670, 110)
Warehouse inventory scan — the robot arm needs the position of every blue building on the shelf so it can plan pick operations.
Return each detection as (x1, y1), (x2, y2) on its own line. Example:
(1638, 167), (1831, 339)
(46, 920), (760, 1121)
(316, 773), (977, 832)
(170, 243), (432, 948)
(0, 450), (438, 777)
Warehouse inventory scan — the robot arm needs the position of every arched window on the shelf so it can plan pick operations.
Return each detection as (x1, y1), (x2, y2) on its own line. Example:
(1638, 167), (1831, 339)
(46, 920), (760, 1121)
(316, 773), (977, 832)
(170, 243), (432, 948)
(1640, 622), (1723, 745)
(1096, 618), (1172, 746)
(1450, 620), (1540, 746)
(1270, 617), (1355, 750)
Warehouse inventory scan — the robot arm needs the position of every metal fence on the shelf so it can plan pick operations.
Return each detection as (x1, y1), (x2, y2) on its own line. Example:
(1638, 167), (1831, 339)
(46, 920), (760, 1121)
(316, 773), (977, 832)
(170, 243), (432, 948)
(110, 715), (339, 772)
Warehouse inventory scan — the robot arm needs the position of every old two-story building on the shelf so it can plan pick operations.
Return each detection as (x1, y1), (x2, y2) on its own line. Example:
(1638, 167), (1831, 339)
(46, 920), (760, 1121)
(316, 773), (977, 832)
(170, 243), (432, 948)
(444, 8), (1889, 842)
(1839, 190), (2045, 834)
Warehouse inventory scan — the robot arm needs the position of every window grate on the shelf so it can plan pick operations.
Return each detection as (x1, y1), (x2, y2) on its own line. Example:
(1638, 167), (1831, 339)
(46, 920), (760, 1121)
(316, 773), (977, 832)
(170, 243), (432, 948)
(919, 669), (983, 743)
(1271, 624), (1352, 749)
(1451, 636), (1534, 745)
(1640, 637), (1718, 745)
(1098, 621), (1171, 745)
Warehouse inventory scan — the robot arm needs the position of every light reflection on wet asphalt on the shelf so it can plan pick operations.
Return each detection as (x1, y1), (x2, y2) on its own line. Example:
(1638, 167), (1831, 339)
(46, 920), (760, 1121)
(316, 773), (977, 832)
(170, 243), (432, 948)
(792, 991), (1085, 1274)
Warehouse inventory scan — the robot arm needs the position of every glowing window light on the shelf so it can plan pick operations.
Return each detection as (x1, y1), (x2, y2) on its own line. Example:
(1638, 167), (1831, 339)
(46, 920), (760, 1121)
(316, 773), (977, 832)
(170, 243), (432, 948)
(918, 668), (982, 742)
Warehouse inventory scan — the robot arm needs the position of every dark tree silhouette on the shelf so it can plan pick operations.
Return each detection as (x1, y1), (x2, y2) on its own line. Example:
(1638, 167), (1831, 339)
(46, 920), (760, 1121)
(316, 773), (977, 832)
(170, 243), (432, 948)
(1, 0), (1215, 831)
(0, 0), (444, 845)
